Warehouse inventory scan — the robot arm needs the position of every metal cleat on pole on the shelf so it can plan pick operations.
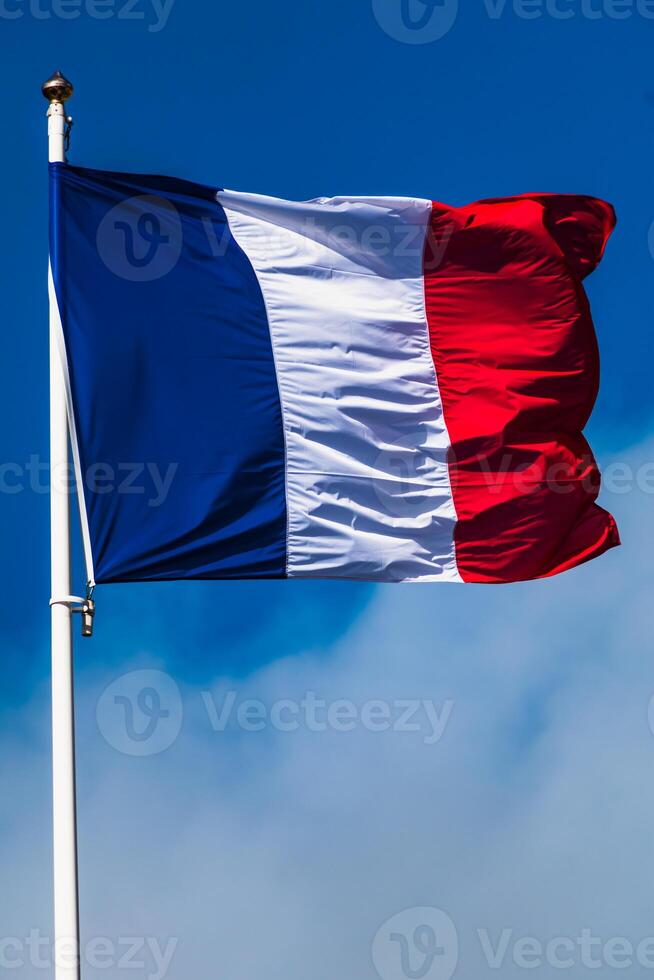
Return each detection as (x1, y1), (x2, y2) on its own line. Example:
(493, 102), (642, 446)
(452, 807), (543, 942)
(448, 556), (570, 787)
(49, 592), (96, 638)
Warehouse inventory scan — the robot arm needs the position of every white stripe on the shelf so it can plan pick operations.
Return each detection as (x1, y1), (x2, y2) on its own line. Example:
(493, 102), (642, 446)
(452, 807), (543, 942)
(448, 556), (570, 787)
(48, 263), (96, 588)
(219, 190), (461, 583)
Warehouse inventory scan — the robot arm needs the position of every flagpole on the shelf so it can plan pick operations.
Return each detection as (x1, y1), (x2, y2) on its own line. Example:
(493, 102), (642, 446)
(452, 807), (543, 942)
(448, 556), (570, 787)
(43, 71), (81, 980)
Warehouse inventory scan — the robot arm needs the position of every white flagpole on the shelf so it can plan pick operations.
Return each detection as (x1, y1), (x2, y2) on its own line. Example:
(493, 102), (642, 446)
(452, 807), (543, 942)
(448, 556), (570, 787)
(43, 71), (81, 980)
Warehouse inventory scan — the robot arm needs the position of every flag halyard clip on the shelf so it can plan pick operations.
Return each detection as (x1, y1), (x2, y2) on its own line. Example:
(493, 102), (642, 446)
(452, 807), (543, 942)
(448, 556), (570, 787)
(50, 585), (95, 637)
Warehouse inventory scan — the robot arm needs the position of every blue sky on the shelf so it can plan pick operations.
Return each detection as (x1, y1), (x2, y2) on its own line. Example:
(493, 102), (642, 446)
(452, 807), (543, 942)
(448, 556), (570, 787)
(1, 2), (654, 978)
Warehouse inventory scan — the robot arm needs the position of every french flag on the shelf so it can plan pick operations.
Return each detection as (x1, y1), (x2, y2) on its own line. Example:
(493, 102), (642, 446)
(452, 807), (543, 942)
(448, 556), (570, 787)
(50, 164), (619, 585)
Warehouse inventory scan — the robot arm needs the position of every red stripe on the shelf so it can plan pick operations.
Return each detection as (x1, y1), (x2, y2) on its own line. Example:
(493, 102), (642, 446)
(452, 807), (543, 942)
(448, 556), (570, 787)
(423, 194), (620, 584)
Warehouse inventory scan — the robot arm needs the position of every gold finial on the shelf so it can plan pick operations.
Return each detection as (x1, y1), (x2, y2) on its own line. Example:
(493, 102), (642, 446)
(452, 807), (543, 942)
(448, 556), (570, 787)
(41, 70), (73, 104)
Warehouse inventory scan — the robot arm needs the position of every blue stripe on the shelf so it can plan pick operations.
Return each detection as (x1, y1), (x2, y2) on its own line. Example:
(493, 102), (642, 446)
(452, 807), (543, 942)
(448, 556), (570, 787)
(50, 163), (288, 582)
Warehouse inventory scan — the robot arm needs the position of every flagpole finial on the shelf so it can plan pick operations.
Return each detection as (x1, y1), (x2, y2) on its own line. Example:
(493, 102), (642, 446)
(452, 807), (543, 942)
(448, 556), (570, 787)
(42, 70), (73, 104)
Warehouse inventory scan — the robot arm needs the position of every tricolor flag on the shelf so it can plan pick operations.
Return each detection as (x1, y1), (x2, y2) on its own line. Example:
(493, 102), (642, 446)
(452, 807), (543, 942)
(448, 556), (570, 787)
(49, 164), (619, 586)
